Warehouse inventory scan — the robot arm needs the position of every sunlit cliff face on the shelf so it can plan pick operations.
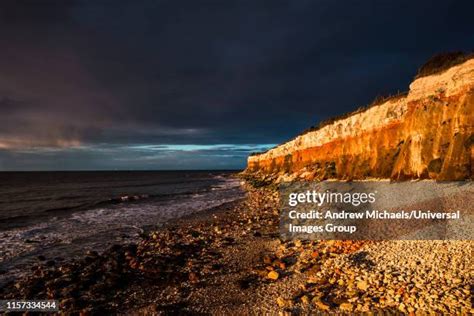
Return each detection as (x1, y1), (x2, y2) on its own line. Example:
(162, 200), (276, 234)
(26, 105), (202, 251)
(246, 60), (474, 181)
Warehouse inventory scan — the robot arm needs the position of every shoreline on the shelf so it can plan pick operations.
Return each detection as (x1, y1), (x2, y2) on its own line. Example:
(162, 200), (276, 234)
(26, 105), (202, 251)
(1, 182), (278, 314)
(0, 174), (243, 289)
(1, 181), (472, 314)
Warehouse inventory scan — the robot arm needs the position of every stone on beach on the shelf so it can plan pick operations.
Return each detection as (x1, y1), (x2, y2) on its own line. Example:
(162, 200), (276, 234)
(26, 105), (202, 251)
(267, 270), (279, 280)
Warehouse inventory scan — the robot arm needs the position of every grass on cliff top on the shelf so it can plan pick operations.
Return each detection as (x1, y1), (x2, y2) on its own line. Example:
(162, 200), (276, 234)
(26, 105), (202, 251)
(415, 51), (474, 79)
(299, 91), (408, 135)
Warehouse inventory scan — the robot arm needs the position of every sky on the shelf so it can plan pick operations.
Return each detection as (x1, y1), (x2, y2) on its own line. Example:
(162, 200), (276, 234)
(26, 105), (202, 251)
(0, 0), (473, 171)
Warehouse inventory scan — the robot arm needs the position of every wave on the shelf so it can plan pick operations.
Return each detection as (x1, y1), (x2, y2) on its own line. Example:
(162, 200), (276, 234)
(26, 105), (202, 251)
(1, 179), (238, 224)
(0, 178), (244, 284)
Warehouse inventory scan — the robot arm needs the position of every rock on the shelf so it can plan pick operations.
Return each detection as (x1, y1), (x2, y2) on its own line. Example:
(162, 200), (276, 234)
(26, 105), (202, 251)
(357, 280), (369, 291)
(307, 276), (319, 284)
(339, 302), (353, 311)
(59, 298), (75, 308)
(399, 303), (406, 312)
(188, 272), (199, 283)
(86, 250), (99, 257)
(263, 255), (272, 264)
(315, 300), (330, 311)
(267, 271), (279, 280)
(276, 297), (287, 308)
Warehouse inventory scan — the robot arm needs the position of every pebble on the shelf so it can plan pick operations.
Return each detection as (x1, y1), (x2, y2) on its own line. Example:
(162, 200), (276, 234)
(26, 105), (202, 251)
(357, 280), (369, 291)
(314, 300), (330, 311)
(276, 297), (287, 307)
(339, 302), (353, 311)
(267, 271), (279, 280)
(300, 295), (309, 305)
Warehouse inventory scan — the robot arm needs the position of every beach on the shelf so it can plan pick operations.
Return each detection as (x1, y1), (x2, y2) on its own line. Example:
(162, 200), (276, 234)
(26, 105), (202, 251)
(0, 171), (242, 290)
(1, 178), (472, 314)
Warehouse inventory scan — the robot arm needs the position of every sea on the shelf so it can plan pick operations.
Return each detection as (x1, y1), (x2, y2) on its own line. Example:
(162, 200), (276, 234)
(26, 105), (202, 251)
(0, 171), (243, 285)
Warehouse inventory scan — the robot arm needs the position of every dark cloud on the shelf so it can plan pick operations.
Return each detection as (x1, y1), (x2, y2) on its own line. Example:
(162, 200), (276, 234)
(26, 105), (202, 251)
(0, 0), (473, 169)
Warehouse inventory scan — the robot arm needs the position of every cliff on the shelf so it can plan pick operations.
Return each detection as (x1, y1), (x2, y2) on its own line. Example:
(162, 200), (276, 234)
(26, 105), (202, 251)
(245, 57), (474, 181)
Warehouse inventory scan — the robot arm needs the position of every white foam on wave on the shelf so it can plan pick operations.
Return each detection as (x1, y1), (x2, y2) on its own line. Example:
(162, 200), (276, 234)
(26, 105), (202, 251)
(211, 177), (241, 190)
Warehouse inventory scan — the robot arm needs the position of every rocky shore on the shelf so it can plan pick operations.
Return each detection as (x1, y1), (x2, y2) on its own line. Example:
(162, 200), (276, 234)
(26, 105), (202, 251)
(1, 181), (472, 314)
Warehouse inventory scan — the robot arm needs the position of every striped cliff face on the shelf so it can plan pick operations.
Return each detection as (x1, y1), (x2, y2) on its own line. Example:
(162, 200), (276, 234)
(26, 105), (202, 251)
(246, 59), (474, 181)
